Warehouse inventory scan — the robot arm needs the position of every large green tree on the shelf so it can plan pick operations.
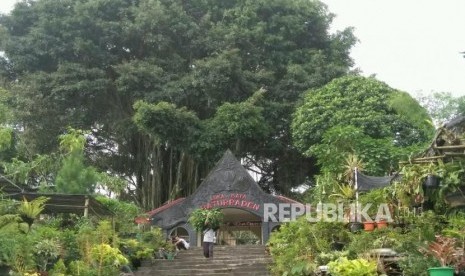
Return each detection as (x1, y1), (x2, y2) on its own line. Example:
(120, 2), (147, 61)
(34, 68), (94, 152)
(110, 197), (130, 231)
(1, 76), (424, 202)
(292, 75), (435, 174)
(0, 0), (356, 209)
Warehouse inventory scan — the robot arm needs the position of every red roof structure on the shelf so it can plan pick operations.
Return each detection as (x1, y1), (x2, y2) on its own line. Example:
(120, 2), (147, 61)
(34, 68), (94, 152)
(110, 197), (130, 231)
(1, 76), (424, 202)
(146, 197), (186, 216)
(135, 197), (186, 224)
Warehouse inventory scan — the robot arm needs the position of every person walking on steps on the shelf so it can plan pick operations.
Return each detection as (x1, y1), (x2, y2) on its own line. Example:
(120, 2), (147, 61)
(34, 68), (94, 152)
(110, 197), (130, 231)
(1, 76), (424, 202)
(203, 228), (216, 258)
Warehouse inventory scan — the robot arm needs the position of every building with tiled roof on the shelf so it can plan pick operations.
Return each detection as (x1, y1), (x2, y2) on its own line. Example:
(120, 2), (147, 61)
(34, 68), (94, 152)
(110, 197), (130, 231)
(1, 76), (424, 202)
(142, 150), (303, 247)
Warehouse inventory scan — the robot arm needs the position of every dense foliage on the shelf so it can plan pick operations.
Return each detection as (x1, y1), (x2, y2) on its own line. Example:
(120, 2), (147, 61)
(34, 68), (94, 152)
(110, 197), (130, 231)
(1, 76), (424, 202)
(292, 75), (434, 155)
(0, 0), (356, 209)
(267, 212), (465, 276)
(0, 194), (169, 275)
(188, 208), (224, 231)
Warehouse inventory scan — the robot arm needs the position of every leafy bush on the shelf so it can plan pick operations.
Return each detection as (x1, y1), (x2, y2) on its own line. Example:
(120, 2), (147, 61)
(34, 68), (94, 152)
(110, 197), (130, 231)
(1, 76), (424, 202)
(91, 243), (128, 275)
(48, 259), (67, 276)
(68, 260), (96, 276)
(267, 218), (348, 275)
(140, 227), (166, 251)
(33, 238), (61, 272)
(96, 197), (140, 234)
(188, 208), (223, 231)
(119, 238), (154, 270)
(328, 257), (377, 276)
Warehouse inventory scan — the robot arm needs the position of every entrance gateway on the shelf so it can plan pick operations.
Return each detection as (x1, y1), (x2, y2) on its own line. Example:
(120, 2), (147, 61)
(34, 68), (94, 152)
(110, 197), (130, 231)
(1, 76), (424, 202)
(146, 150), (298, 246)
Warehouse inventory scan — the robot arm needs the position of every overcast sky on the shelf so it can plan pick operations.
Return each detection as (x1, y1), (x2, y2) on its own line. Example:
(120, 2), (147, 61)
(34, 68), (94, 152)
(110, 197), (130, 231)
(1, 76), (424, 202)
(322, 0), (465, 97)
(1, 0), (464, 97)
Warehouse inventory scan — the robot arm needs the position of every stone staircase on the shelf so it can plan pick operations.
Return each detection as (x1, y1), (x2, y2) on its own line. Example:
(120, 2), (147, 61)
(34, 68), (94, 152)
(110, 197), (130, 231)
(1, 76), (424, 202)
(134, 245), (272, 276)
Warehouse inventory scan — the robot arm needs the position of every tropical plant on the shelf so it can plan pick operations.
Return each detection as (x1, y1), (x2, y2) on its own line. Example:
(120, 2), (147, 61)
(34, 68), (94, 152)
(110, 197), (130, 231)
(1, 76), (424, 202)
(68, 260), (95, 276)
(140, 227), (166, 252)
(303, 171), (338, 205)
(91, 243), (128, 276)
(330, 183), (356, 203)
(344, 154), (364, 182)
(34, 239), (61, 272)
(0, 198), (20, 230)
(188, 208), (223, 231)
(358, 189), (390, 218)
(420, 235), (465, 270)
(96, 197), (140, 234)
(327, 257), (377, 276)
(438, 161), (465, 200)
(395, 164), (427, 207)
(267, 219), (348, 275)
(48, 259), (67, 276)
(119, 239), (153, 270)
(17, 196), (49, 230)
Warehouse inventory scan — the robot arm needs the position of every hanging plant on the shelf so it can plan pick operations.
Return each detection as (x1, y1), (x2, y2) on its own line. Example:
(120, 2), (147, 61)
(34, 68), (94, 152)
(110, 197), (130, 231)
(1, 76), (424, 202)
(188, 208), (223, 231)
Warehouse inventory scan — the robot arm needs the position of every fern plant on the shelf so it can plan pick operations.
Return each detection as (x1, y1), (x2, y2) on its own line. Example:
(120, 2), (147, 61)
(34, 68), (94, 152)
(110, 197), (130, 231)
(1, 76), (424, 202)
(17, 196), (49, 229)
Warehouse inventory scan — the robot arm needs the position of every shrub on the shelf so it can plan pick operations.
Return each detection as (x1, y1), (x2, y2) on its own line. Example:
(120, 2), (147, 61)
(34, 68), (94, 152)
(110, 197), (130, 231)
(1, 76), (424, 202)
(267, 218), (348, 275)
(328, 257), (377, 276)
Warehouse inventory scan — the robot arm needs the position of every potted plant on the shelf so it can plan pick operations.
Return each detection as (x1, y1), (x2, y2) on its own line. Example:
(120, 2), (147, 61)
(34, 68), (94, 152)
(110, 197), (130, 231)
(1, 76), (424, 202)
(119, 239), (153, 269)
(420, 235), (465, 276)
(359, 189), (390, 230)
(363, 220), (376, 232)
(440, 162), (465, 205)
(160, 241), (177, 260)
(376, 219), (388, 229)
(348, 221), (364, 233)
(422, 162), (442, 190)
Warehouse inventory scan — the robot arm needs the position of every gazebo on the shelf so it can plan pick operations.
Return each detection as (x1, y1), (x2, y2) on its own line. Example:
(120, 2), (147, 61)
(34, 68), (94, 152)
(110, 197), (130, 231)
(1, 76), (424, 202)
(0, 176), (113, 217)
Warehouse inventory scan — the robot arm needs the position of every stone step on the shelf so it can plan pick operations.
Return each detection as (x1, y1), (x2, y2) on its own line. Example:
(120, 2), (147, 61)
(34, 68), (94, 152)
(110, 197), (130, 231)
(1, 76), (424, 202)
(150, 259), (270, 266)
(180, 249), (266, 253)
(134, 245), (271, 276)
(136, 269), (270, 275)
(134, 267), (271, 275)
(134, 270), (270, 276)
(153, 253), (270, 259)
(146, 256), (271, 265)
(165, 252), (267, 256)
(176, 250), (266, 255)
(147, 260), (271, 269)
(137, 262), (269, 271)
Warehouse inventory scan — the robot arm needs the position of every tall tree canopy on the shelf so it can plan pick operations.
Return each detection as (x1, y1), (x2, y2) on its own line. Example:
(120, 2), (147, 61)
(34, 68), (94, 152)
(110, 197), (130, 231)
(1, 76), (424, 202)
(0, 0), (356, 209)
(292, 75), (434, 175)
(416, 91), (465, 127)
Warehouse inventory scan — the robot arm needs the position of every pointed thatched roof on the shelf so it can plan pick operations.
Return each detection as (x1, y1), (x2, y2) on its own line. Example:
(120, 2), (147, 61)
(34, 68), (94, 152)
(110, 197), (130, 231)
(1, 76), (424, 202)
(146, 150), (298, 229)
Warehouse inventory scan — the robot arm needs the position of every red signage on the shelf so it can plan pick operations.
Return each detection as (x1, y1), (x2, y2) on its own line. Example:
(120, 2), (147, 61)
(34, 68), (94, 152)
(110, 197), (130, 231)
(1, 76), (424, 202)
(226, 221), (262, 226)
(201, 193), (260, 211)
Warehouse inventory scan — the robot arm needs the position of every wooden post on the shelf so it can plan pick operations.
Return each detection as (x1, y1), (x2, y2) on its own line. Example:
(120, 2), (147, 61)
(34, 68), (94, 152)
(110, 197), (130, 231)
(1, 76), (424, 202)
(84, 196), (89, 218)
